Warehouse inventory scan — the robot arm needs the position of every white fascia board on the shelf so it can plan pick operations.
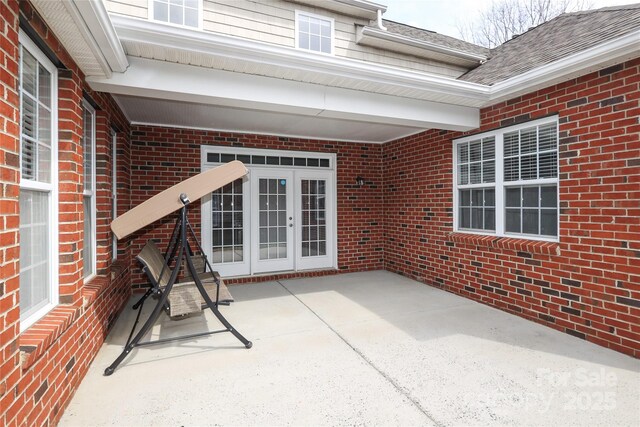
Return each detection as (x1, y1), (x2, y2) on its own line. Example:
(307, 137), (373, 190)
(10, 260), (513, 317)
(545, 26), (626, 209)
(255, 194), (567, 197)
(110, 15), (490, 104)
(489, 29), (640, 103)
(87, 57), (479, 131)
(105, 16), (638, 114)
(71, 0), (128, 73)
(357, 26), (487, 65)
(320, 86), (478, 130)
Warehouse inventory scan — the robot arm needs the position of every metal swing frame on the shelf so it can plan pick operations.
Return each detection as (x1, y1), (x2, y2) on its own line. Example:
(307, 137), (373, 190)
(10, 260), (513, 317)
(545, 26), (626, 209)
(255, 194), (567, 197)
(104, 193), (252, 376)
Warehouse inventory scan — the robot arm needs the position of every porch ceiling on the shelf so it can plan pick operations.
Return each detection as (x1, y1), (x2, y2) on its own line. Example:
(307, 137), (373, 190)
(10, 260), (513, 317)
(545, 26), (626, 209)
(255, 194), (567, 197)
(113, 95), (425, 143)
(90, 56), (480, 143)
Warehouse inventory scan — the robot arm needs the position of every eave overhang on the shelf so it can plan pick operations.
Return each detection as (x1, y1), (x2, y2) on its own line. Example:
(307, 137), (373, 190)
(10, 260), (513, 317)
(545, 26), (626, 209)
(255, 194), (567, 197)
(30, 0), (128, 78)
(356, 25), (487, 68)
(109, 16), (491, 108)
(489, 28), (640, 103)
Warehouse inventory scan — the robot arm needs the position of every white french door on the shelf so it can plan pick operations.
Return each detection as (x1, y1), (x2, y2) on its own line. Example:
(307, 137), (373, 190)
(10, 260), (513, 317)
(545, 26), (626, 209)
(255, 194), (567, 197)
(202, 147), (336, 277)
(295, 170), (334, 271)
(251, 169), (295, 273)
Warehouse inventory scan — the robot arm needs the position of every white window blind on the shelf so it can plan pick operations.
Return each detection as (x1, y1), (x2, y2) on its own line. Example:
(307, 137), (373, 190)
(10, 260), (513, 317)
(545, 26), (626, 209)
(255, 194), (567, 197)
(454, 117), (559, 241)
(82, 103), (96, 279)
(19, 32), (58, 330)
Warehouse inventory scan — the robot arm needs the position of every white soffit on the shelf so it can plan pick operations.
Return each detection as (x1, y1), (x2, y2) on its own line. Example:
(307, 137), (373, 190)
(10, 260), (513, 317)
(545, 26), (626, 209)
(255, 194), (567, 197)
(87, 56), (480, 137)
(114, 95), (425, 143)
(30, 0), (106, 77)
(30, 0), (127, 78)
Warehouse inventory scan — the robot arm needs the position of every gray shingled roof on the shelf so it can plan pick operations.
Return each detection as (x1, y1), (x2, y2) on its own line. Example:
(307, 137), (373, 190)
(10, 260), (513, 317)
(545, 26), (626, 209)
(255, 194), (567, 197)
(459, 4), (640, 85)
(382, 19), (490, 58)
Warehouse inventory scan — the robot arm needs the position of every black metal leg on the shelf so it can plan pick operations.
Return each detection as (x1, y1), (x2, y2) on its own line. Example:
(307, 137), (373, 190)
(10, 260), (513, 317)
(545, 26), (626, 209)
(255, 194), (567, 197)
(184, 246), (252, 349)
(105, 230), (185, 376)
(132, 287), (153, 310)
(104, 284), (173, 376)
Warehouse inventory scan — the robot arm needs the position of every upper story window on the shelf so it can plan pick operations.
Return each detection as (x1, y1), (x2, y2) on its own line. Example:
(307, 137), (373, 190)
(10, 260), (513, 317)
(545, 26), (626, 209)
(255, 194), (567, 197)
(151, 0), (201, 28)
(454, 117), (559, 241)
(19, 32), (59, 330)
(295, 11), (334, 54)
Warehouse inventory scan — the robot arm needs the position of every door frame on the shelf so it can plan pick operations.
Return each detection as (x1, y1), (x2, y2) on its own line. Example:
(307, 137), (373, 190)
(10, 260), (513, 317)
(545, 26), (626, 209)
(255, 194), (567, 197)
(200, 175), (251, 277)
(250, 169), (295, 273)
(201, 146), (338, 276)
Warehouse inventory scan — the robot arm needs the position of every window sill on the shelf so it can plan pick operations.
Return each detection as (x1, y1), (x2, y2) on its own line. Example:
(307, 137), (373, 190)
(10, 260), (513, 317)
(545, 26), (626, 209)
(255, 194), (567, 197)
(83, 260), (126, 306)
(19, 305), (81, 370)
(448, 232), (560, 255)
(19, 265), (127, 370)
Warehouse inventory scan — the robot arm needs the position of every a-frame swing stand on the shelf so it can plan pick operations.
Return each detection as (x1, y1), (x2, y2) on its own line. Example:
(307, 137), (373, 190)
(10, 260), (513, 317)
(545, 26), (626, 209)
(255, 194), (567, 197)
(104, 193), (252, 376)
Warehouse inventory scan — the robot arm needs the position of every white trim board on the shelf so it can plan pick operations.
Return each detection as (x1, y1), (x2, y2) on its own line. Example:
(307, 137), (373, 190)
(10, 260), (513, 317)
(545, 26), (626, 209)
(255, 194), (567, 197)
(89, 57), (480, 132)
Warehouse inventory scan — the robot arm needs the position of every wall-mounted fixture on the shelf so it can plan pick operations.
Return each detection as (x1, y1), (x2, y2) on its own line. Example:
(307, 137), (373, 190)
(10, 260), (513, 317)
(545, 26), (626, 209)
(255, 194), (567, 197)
(356, 176), (365, 187)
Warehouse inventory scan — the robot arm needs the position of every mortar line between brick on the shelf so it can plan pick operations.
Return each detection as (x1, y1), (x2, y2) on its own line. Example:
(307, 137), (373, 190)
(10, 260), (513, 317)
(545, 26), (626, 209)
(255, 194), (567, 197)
(276, 280), (443, 427)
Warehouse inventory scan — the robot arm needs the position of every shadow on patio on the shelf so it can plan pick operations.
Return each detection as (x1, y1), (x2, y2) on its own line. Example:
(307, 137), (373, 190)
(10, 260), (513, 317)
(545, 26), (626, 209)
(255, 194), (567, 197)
(60, 271), (639, 426)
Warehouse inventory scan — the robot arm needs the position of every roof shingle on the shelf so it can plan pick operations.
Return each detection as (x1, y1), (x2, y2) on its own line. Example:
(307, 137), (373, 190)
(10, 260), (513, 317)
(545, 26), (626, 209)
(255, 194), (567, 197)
(459, 4), (640, 85)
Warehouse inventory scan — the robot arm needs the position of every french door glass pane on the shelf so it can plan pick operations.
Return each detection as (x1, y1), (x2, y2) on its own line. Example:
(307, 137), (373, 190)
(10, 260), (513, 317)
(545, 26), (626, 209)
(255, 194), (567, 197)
(19, 190), (50, 318)
(259, 178), (287, 260)
(212, 179), (244, 263)
(301, 179), (327, 257)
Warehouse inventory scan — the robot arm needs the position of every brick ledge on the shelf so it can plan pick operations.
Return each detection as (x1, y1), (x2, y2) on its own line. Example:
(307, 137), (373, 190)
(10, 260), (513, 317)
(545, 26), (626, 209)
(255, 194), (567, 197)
(19, 305), (81, 370)
(18, 266), (127, 370)
(448, 233), (560, 255)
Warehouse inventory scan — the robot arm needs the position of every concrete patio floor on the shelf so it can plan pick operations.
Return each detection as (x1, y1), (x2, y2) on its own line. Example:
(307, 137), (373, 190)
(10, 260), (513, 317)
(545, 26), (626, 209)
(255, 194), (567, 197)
(60, 271), (639, 426)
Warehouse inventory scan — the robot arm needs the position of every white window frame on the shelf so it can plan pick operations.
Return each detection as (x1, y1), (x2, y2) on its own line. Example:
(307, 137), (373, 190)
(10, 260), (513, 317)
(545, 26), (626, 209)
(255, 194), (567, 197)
(18, 32), (59, 331)
(149, 0), (203, 30)
(201, 146), (338, 277)
(82, 101), (97, 280)
(294, 10), (335, 55)
(111, 130), (118, 261)
(453, 116), (559, 242)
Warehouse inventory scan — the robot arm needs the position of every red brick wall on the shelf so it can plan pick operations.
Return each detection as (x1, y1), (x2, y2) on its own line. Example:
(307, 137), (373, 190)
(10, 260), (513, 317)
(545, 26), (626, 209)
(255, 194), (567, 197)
(383, 59), (640, 357)
(128, 126), (384, 287)
(0, 2), (133, 426)
(0, 0), (21, 418)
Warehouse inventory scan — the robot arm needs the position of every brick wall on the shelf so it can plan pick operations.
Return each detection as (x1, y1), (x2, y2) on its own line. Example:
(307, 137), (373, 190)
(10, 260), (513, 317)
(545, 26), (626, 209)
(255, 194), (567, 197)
(128, 126), (384, 287)
(383, 59), (640, 357)
(0, 1), (132, 425)
(0, 0), (21, 419)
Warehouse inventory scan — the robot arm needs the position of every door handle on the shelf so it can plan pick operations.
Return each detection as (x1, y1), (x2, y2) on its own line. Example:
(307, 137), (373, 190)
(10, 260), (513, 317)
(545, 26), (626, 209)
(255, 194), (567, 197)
(289, 223), (293, 227)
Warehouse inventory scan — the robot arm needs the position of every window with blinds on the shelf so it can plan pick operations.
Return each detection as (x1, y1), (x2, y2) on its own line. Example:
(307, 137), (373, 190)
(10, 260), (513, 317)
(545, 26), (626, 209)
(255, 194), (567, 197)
(82, 103), (96, 279)
(456, 137), (496, 232)
(19, 32), (58, 330)
(454, 118), (559, 240)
